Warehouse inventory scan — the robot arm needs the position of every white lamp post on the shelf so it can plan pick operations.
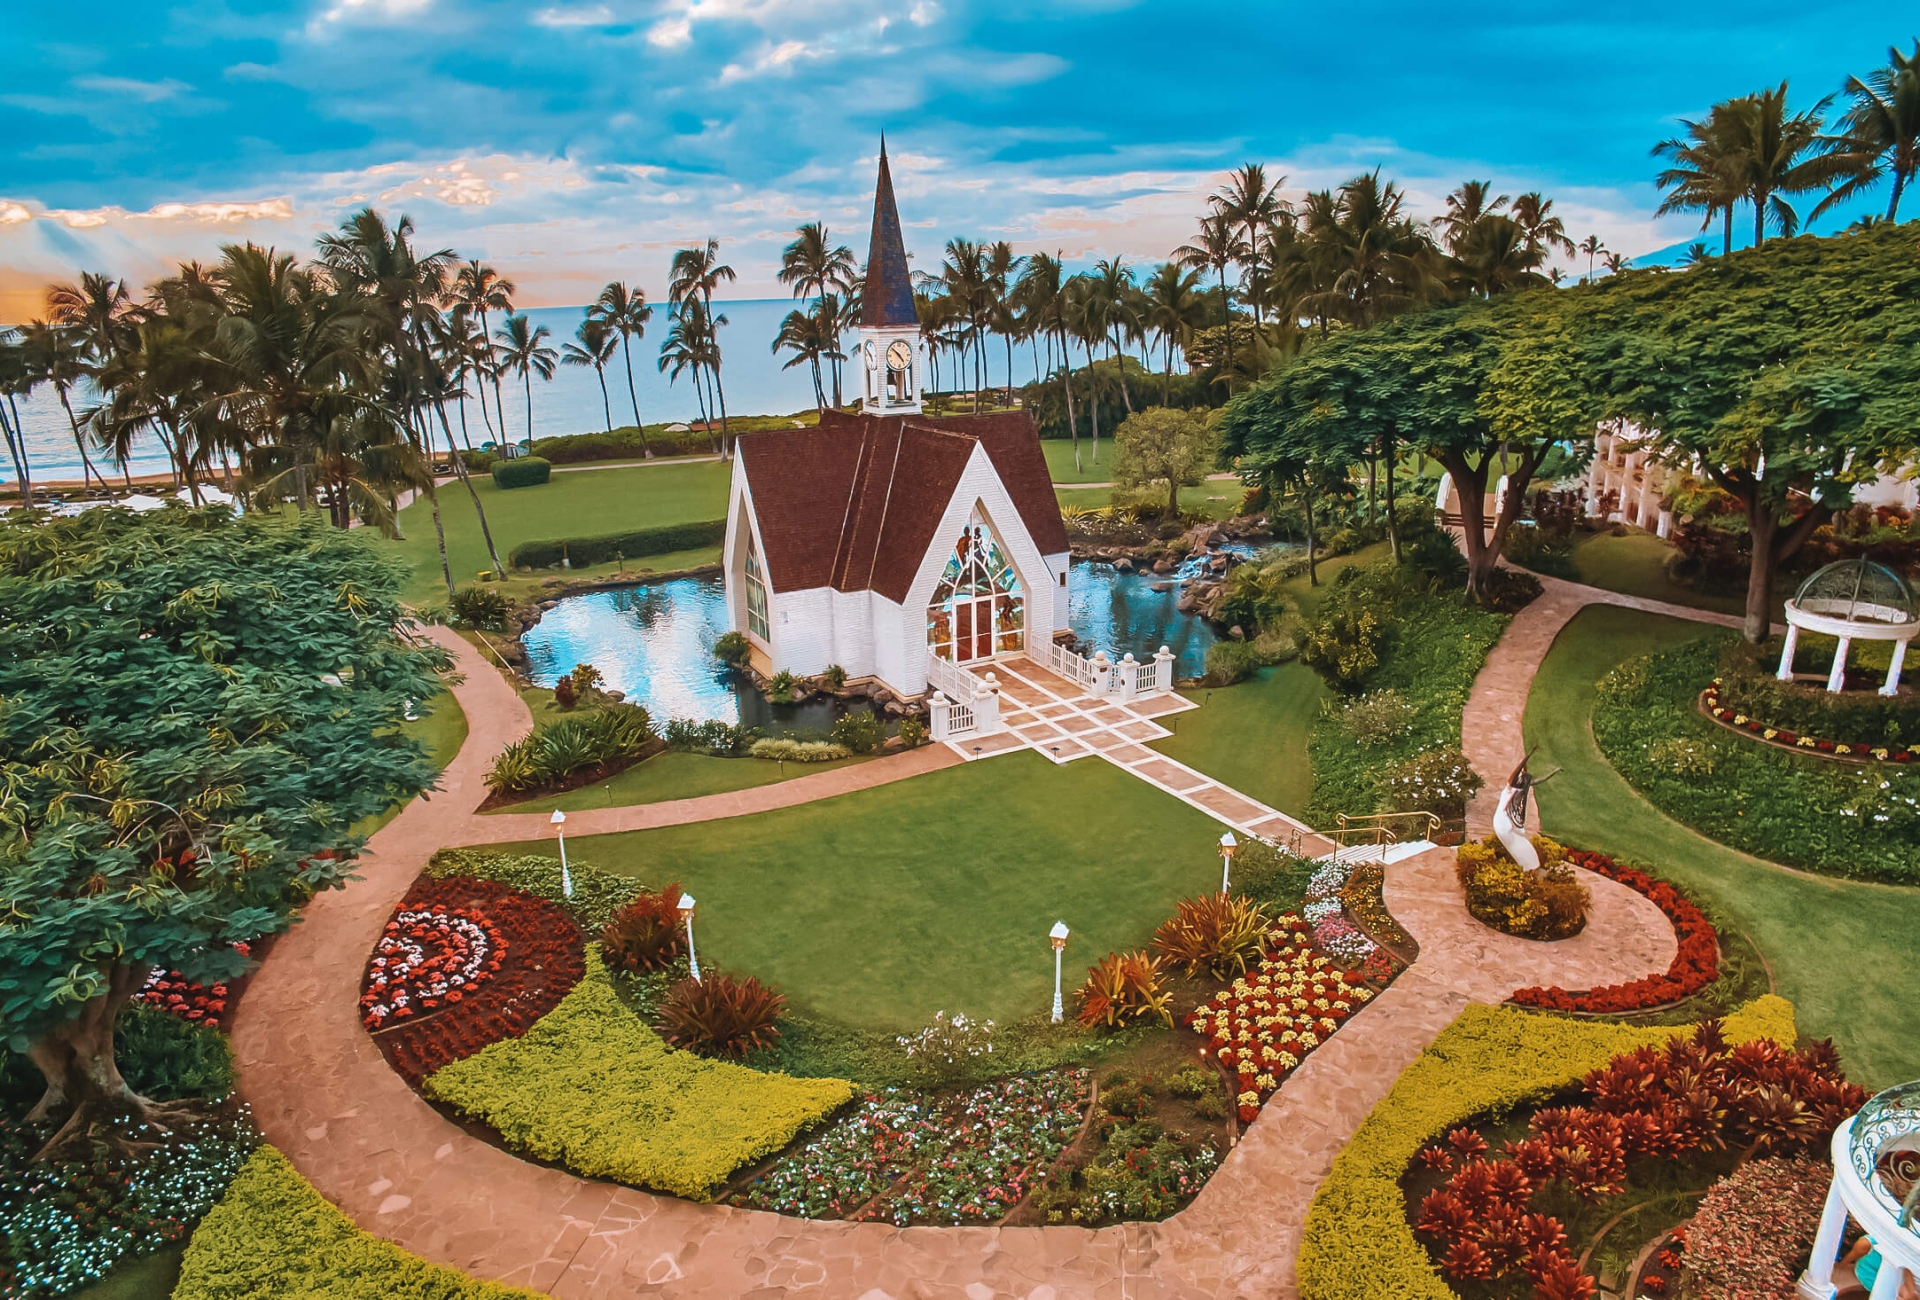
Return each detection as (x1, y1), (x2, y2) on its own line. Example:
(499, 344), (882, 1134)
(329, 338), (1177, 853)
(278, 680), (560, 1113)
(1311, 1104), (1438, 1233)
(1218, 831), (1238, 893)
(1049, 921), (1070, 1024)
(550, 809), (571, 899)
(678, 892), (700, 983)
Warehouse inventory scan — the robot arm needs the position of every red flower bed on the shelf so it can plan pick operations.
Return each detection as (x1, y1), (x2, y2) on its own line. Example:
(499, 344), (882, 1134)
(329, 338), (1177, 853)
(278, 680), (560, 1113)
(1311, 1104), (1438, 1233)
(136, 940), (253, 1029)
(362, 876), (585, 1085)
(1701, 682), (1916, 763)
(1511, 851), (1718, 1015)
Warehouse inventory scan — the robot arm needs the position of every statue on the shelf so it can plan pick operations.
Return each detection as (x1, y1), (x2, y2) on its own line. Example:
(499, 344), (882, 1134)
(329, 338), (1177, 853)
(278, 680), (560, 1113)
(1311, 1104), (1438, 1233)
(1492, 749), (1557, 870)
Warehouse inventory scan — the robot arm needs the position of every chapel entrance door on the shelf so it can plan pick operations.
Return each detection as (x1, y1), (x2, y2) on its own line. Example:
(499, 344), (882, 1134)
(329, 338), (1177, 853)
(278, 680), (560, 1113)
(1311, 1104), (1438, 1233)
(954, 597), (993, 663)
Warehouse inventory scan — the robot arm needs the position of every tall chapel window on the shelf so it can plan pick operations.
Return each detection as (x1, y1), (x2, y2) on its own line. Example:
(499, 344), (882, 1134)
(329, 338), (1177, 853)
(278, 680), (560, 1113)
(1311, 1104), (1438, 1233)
(927, 509), (1024, 663)
(744, 537), (771, 642)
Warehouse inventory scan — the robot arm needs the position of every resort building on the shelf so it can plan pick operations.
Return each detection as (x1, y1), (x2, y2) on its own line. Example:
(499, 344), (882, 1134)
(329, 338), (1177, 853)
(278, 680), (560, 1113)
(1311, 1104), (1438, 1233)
(720, 148), (1071, 697)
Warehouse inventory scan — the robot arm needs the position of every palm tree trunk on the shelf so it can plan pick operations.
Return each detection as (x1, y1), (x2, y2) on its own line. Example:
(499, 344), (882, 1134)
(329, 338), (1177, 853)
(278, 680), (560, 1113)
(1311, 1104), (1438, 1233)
(454, 386), (475, 452)
(617, 335), (650, 455)
(1721, 207), (1733, 257)
(1890, 168), (1907, 222)
(426, 476), (454, 600)
(1109, 329), (1134, 414)
(1083, 338), (1101, 464)
(1217, 267), (1234, 392)
(435, 400), (504, 575)
(713, 366), (732, 457)
(0, 399), (31, 506)
(1304, 488), (1318, 587)
(1383, 435), (1399, 563)
(1058, 333), (1081, 472)
(1163, 337), (1174, 406)
(522, 368), (534, 443)
(55, 384), (103, 491)
(1754, 189), (1766, 249)
(472, 369), (498, 444)
(594, 363), (613, 433)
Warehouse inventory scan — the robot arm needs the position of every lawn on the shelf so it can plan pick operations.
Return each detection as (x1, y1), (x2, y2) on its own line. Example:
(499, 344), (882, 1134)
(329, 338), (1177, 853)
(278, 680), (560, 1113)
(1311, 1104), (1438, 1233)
(1150, 663), (1328, 818)
(1054, 483), (1241, 521)
(468, 750), (1225, 1033)
(1561, 528), (1758, 620)
(1042, 437), (1118, 484)
(491, 749), (872, 814)
(384, 459), (731, 604)
(1524, 603), (1920, 1088)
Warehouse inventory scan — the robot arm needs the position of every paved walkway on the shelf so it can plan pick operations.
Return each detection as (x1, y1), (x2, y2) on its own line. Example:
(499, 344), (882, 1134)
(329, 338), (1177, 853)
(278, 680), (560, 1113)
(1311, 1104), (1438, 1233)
(944, 657), (1324, 849)
(1462, 576), (1742, 836)
(234, 608), (1683, 1298)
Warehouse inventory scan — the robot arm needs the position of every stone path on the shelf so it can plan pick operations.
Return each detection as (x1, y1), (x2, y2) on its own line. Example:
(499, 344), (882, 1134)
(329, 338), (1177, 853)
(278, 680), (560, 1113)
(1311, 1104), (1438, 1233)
(945, 657), (1325, 850)
(234, 604), (1684, 1298)
(1462, 576), (1741, 836)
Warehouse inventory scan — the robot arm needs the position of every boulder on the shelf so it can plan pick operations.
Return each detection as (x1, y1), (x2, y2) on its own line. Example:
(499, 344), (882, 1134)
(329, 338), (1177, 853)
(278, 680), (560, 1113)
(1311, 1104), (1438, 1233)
(1152, 556), (1175, 574)
(884, 700), (909, 717)
(605, 689), (626, 702)
(1115, 557), (1135, 574)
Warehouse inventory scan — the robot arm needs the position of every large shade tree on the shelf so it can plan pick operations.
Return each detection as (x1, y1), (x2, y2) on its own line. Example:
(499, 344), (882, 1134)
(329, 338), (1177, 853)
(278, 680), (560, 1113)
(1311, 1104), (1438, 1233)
(0, 507), (444, 1155)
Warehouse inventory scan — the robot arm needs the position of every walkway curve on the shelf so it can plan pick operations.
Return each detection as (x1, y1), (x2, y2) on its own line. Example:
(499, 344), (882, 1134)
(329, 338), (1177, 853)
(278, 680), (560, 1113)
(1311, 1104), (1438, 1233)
(234, 618), (1681, 1299)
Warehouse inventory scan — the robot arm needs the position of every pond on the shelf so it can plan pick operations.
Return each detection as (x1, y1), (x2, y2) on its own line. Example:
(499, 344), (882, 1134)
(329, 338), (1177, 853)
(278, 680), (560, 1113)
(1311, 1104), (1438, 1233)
(521, 557), (1259, 725)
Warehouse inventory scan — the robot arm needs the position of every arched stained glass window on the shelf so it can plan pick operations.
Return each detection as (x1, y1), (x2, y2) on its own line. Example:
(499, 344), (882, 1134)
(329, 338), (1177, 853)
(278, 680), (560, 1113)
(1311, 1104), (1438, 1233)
(744, 535), (771, 642)
(928, 508), (1024, 663)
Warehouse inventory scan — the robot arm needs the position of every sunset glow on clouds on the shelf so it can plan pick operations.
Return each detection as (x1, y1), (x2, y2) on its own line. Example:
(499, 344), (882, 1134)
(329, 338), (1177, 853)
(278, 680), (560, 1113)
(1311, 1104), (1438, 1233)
(0, 0), (1901, 318)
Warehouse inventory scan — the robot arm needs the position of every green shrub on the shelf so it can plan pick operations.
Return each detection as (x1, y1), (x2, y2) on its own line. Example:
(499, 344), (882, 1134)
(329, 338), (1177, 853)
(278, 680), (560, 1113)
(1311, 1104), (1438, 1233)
(1377, 745), (1483, 817)
(173, 1146), (538, 1300)
(822, 663), (847, 690)
(0, 1003), (234, 1112)
(830, 711), (886, 754)
(768, 669), (798, 701)
(424, 949), (854, 1200)
(1647, 735), (1719, 777)
(1298, 581), (1388, 692)
(484, 705), (657, 794)
(748, 737), (852, 762)
(508, 518), (726, 570)
(1214, 552), (1294, 631)
(1452, 836), (1590, 939)
(1201, 638), (1264, 685)
(1593, 637), (1920, 882)
(448, 583), (510, 631)
(1716, 638), (1920, 745)
(528, 428), (715, 464)
(1166, 1066), (1219, 1099)
(1296, 999), (1796, 1300)
(897, 715), (928, 748)
(601, 884), (684, 974)
(427, 850), (640, 932)
(1226, 839), (1317, 913)
(490, 456), (551, 489)
(712, 631), (750, 667)
(1402, 528), (1468, 588)
(664, 717), (758, 755)
(1339, 689), (1418, 747)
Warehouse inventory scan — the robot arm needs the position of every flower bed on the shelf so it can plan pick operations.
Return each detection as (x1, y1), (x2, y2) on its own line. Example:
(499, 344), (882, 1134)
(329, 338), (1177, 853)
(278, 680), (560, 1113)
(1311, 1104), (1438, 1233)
(362, 877), (586, 1085)
(730, 1071), (1090, 1225)
(1511, 850), (1719, 1015)
(136, 940), (252, 1030)
(1302, 861), (1378, 964)
(1681, 1156), (1830, 1300)
(1702, 680), (1916, 764)
(1186, 915), (1383, 1121)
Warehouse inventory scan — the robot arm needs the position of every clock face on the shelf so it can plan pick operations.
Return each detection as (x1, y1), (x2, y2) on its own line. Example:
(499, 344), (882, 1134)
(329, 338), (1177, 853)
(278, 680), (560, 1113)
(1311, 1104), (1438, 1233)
(886, 340), (913, 371)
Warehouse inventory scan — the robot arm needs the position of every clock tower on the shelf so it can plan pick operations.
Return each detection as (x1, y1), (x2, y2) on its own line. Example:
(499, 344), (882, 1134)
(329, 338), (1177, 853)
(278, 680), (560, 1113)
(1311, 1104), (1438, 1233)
(857, 139), (925, 415)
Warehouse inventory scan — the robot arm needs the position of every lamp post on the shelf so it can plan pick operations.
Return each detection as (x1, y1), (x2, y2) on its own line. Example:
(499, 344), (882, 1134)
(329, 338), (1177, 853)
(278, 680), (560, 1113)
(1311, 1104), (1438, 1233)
(551, 809), (571, 899)
(1218, 830), (1238, 893)
(678, 892), (700, 983)
(1049, 921), (1070, 1024)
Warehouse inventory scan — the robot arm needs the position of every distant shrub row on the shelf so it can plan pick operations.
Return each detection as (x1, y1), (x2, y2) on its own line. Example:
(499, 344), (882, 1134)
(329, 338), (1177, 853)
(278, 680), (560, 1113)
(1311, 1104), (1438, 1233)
(509, 519), (727, 570)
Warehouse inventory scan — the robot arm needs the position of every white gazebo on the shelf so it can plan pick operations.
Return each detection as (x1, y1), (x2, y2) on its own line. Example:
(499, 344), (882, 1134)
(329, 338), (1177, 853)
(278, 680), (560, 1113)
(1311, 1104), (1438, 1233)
(1798, 1080), (1920, 1299)
(1776, 560), (1919, 697)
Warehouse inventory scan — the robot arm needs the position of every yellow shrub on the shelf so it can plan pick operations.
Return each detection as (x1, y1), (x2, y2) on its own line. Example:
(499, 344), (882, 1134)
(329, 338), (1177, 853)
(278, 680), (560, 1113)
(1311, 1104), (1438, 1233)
(1297, 998), (1796, 1300)
(174, 1146), (537, 1299)
(423, 947), (854, 1201)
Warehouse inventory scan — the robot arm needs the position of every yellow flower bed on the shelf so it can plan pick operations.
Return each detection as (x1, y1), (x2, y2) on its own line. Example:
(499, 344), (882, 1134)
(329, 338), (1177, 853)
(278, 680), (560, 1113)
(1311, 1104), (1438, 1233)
(174, 1146), (539, 1299)
(423, 947), (855, 1201)
(1297, 996), (1796, 1300)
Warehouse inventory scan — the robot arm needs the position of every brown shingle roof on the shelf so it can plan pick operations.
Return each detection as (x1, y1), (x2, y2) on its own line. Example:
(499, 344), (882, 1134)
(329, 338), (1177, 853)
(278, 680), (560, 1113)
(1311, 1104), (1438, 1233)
(738, 409), (1067, 603)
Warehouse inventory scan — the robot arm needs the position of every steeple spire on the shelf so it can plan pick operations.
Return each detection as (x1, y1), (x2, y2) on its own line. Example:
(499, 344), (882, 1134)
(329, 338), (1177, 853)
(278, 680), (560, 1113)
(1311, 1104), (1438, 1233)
(861, 138), (918, 328)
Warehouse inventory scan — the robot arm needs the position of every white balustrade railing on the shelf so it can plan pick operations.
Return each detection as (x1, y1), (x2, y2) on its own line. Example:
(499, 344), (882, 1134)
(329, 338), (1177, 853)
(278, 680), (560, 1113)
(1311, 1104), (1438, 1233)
(926, 653), (971, 702)
(1036, 639), (1096, 689)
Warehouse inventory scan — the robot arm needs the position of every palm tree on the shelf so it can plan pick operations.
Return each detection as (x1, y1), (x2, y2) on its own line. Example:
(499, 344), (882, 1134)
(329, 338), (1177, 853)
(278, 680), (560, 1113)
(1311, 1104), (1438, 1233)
(1173, 210), (1249, 388)
(1138, 261), (1205, 404)
(1682, 241), (1714, 266)
(777, 223), (856, 409)
(0, 331), (34, 503)
(1816, 41), (1920, 224)
(985, 241), (1023, 407)
(1088, 256), (1140, 413)
(452, 260), (516, 440)
(1213, 164), (1290, 325)
(1452, 215), (1550, 297)
(1653, 103), (1748, 255)
(1014, 252), (1081, 459)
(1061, 275), (1110, 464)
(668, 240), (736, 450)
(658, 297), (722, 447)
(1721, 83), (1844, 246)
(1577, 234), (1607, 283)
(772, 309), (835, 410)
(1602, 251), (1630, 276)
(1296, 172), (1444, 329)
(46, 271), (140, 485)
(932, 238), (992, 410)
(587, 282), (653, 454)
(562, 317), (621, 432)
(1436, 181), (1511, 256)
(1510, 193), (1576, 262)
(494, 313), (557, 445)
(16, 320), (107, 491)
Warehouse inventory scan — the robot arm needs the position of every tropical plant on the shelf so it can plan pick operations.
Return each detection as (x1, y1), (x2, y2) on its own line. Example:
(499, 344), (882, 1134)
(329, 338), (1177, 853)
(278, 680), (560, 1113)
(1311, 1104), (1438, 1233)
(448, 583), (509, 630)
(586, 281), (653, 453)
(452, 259), (516, 436)
(493, 312), (557, 443)
(713, 631), (750, 667)
(484, 705), (657, 794)
(654, 972), (786, 1059)
(561, 317), (620, 433)
(1152, 893), (1271, 979)
(830, 710), (885, 754)
(1074, 952), (1173, 1030)
(601, 885), (686, 974)
(1112, 406), (1217, 520)
(777, 222), (857, 408)
(1817, 40), (1920, 224)
(668, 239), (736, 448)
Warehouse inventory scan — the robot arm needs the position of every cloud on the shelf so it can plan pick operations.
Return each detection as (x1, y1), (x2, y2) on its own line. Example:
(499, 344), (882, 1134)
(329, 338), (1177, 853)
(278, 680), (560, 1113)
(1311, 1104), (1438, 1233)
(716, 39), (822, 85)
(532, 4), (615, 26)
(0, 197), (296, 229)
(307, 0), (434, 33)
(71, 76), (192, 103)
(0, 203), (32, 225)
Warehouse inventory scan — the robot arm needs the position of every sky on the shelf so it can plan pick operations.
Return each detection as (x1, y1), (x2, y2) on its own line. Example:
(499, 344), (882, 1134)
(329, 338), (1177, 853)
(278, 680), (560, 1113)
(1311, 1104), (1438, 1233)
(0, 1), (1908, 321)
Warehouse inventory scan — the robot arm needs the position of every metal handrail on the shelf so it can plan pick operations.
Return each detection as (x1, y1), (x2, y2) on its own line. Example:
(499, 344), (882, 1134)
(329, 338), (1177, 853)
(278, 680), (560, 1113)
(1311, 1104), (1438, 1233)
(1335, 810), (1442, 842)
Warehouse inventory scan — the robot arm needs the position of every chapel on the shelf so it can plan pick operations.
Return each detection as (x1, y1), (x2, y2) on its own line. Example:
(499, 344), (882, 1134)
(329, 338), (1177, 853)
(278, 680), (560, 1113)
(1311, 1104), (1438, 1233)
(722, 145), (1070, 697)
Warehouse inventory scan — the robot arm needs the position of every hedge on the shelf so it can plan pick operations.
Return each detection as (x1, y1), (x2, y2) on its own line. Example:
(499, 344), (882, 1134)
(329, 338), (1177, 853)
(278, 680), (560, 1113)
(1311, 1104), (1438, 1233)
(529, 429), (715, 463)
(422, 947), (855, 1200)
(508, 518), (727, 570)
(490, 456), (551, 489)
(1592, 637), (1920, 882)
(1715, 638), (1919, 747)
(1296, 997), (1796, 1300)
(174, 1146), (539, 1299)
(426, 849), (641, 932)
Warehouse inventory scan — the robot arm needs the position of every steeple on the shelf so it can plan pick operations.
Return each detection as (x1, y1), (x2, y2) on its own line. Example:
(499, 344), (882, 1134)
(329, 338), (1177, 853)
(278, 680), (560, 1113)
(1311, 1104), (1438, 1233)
(860, 138), (918, 328)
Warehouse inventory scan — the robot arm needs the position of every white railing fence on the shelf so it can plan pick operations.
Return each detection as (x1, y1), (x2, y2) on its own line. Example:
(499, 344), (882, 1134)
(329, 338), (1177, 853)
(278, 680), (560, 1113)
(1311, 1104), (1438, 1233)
(926, 653), (971, 702)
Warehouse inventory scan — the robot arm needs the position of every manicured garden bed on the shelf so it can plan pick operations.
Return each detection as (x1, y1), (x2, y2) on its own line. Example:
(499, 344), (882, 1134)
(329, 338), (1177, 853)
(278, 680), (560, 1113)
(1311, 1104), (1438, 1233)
(1591, 634), (1920, 883)
(1700, 679), (1916, 764)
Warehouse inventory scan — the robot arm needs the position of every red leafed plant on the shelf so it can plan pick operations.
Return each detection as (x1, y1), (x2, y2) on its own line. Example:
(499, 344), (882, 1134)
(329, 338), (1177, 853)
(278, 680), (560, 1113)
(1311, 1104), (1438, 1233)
(1076, 950), (1174, 1029)
(362, 875), (585, 1085)
(601, 883), (685, 974)
(1511, 850), (1720, 1015)
(654, 971), (787, 1058)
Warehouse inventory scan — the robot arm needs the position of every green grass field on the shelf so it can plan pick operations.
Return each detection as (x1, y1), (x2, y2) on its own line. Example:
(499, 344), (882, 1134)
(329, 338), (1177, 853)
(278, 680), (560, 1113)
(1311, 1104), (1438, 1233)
(469, 750), (1225, 1032)
(1524, 604), (1920, 1088)
(493, 749), (873, 813)
(1561, 528), (1761, 620)
(385, 460), (731, 604)
(1151, 663), (1328, 818)
(1054, 483), (1240, 521)
(1042, 437), (1119, 484)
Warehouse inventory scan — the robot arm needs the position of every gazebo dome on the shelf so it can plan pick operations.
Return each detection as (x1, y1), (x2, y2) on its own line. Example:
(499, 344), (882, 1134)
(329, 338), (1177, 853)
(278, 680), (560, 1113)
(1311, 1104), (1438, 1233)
(1791, 559), (1918, 628)
(1797, 1080), (1920, 1297)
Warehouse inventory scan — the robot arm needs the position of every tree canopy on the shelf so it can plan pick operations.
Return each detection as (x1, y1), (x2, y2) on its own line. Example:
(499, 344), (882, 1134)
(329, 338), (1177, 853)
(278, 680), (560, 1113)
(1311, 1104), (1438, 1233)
(0, 506), (445, 1147)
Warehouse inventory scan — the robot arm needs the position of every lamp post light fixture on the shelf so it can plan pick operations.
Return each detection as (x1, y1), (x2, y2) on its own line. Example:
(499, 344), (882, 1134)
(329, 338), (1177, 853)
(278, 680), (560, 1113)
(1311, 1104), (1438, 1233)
(1049, 922), (1070, 1023)
(1218, 830), (1238, 893)
(550, 809), (572, 899)
(678, 892), (700, 983)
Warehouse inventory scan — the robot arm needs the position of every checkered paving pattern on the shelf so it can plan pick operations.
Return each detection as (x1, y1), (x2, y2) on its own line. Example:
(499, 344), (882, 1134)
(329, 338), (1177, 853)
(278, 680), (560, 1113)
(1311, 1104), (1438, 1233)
(943, 656), (1325, 848)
